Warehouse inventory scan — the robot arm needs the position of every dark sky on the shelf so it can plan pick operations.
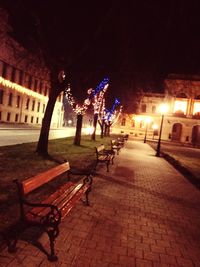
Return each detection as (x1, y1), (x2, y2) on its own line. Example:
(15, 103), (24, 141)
(2, 0), (200, 104)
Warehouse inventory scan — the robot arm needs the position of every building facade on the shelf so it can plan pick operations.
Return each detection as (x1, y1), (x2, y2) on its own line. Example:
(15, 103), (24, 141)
(113, 74), (200, 146)
(0, 7), (64, 127)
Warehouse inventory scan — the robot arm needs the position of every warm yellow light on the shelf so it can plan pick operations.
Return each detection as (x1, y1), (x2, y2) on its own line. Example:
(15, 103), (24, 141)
(152, 123), (158, 130)
(135, 116), (142, 122)
(174, 100), (187, 114)
(145, 116), (151, 123)
(158, 103), (168, 114)
(193, 101), (200, 115)
(0, 76), (48, 101)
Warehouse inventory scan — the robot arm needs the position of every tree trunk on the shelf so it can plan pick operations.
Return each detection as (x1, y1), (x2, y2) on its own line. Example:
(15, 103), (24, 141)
(99, 119), (105, 138)
(74, 114), (83, 146)
(91, 113), (98, 141)
(36, 92), (58, 156)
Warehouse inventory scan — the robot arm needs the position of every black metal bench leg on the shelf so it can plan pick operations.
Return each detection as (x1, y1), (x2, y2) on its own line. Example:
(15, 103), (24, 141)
(85, 187), (91, 206)
(47, 230), (58, 262)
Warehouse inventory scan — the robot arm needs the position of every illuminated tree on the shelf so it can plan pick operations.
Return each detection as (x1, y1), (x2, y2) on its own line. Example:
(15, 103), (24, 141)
(91, 78), (109, 141)
(65, 84), (92, 145)
(104, 98), (122, 136)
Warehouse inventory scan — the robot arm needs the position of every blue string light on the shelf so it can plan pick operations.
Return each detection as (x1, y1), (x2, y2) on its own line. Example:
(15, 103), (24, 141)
(92, 77), (109, 97)
(106, 97), (120, 121)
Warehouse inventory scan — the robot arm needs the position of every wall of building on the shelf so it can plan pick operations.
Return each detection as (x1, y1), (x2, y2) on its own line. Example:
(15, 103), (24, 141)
(112, 75), (200, 146)
(0, 7), (64, 128)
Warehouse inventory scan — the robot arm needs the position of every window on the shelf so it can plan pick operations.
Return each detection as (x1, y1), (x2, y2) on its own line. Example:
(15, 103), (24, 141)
(8, 93), (13, 106)
(26, 98), (30, 110)
(24, 115), (28, 123)
(16, 95), (20, 108)
(32, 100), (35, 111)
(2, 62), (7, 78)
(11, 67), (16, 82)
(0, 89), (4, 104)
(34, 79), (38, 91)
(141, 104), (146, 113)
(131, 120), (135, 127)
(152, 106), (156, 113)
(28, 75), (33, 89)
(7, 112), (11, 121)
(44, 85), (48, 96)
(37, 102), (40, 112)
(15, 114), (19, 122)
(121, 118), (126, 126)
(42, 104), (45, 113)
(39, 81), (43, 94)
(19, 70), (24, 85)
(36, 117), (39, 124)
(31, 116), (34, 123)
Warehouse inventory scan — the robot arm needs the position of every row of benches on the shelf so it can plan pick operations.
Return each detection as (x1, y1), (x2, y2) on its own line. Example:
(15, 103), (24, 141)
(4, 135), (128, 261)
(95, 135), (129, 172)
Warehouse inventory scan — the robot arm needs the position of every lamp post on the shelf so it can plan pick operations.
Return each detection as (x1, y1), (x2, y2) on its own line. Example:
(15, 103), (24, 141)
(156, 104), (168, 157)
(144, 117), (151, 143)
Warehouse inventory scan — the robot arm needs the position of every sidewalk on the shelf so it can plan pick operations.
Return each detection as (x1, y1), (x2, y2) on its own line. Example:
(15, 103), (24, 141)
(1, 140), (200, 266)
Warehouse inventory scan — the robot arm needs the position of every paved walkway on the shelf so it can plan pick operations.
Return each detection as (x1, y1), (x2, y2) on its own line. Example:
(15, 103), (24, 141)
(0, 140), (200, 267)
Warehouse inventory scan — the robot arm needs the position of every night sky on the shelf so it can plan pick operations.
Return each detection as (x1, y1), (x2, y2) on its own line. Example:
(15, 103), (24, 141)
(2, 0), (200, 106)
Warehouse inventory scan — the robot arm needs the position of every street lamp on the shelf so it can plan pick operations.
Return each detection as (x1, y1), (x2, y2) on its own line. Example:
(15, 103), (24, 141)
(144, 117), (151, 143)
(156, 103), (168, 157)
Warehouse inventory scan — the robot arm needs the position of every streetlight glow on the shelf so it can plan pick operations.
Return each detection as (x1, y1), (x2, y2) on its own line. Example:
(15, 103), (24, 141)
(156, 103), (168, 157)
(144, 116), (151, 143)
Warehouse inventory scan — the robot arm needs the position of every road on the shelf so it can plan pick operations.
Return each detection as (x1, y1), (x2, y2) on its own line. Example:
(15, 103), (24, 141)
(0, 127), (78, 146)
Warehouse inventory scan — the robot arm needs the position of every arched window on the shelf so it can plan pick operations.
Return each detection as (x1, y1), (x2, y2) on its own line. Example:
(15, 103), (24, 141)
(121, 118), (126, 126)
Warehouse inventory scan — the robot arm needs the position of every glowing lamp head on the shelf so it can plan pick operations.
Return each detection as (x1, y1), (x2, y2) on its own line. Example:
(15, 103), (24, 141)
(158, 103), (168, 114)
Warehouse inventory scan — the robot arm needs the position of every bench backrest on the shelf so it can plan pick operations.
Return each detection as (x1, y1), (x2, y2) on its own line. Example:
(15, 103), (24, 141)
(111, 140), (116, 145)
(96, 144), (105, 153)
(20, 162), (70, 195)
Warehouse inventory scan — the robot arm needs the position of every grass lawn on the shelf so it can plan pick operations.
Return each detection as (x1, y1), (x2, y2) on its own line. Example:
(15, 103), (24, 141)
(0, 135), (113, 235)
(147, 140), (200, 185)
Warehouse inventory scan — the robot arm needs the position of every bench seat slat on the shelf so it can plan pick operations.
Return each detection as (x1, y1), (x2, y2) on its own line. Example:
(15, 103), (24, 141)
(26, 181), (89, 220)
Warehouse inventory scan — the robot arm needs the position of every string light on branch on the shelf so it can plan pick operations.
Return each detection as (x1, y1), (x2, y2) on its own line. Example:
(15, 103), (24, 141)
(64, 78), (109, 115)
(104, 98), (122, 125)
(64, 84), (92, 115)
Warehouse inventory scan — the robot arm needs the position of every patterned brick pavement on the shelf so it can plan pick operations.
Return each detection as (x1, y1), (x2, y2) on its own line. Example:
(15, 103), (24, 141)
(0, 140), (200, 267)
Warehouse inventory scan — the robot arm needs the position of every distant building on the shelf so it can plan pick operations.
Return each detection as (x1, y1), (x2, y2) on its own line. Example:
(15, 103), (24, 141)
(113, 74), (200, 146)
(0, 7), (64, 127)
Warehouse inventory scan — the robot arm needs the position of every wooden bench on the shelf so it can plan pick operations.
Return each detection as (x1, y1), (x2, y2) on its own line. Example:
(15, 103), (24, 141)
(95, 144), (115, 172)
(5, 162), (92, 262)
(111, 139), (123, 155)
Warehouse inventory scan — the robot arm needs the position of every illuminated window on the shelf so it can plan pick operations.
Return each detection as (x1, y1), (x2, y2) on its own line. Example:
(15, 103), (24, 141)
(193, 101), (200, 115)
(174, 100), (187, 115)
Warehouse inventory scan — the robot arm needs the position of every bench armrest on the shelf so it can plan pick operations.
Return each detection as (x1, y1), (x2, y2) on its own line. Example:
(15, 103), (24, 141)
(22, 198), (61, 225)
